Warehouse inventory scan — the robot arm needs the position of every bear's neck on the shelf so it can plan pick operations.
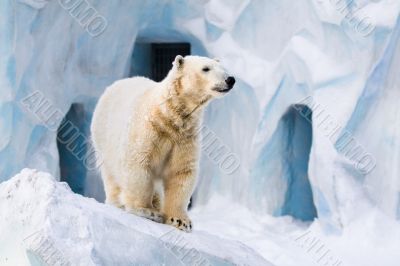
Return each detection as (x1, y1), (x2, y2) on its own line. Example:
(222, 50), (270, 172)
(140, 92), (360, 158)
(154, 78), (211, 137)
(164, 94), (208, 122)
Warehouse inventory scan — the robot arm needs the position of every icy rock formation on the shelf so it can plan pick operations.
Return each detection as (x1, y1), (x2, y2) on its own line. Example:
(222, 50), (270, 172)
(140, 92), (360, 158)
(1, 0), (400, 231)
(0, 169), (271, 266)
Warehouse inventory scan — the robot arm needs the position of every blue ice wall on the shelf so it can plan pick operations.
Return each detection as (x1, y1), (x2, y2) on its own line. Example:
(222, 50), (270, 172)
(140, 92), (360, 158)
(1, 0), (400, 227)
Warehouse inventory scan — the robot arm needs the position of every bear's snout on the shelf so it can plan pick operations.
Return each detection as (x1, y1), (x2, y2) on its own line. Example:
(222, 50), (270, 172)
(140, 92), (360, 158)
(225, 76), (235, 89)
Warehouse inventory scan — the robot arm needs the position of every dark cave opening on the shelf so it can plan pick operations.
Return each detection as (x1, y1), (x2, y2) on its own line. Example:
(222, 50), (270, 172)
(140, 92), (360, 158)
(280, 104), (317, 221)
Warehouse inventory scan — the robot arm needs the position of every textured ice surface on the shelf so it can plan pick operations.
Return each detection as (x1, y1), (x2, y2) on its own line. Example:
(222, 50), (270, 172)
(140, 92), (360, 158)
(0, 169), (271, 266)
(0, 0), (400, 235)
(2, 169), (400, 266)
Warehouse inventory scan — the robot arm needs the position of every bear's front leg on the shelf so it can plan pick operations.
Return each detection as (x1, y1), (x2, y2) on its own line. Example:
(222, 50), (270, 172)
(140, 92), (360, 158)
(163, 144), (197, 232)
(120, 167), (164, 223)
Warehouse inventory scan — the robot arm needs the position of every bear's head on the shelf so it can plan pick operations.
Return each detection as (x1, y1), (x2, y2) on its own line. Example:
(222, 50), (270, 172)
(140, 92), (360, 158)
(171, 55), (235, 99)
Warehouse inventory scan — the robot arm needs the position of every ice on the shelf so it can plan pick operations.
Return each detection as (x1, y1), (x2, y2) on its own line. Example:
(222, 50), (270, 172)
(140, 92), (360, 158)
(0, 169), (271, 265)
(3, 169), (400, 266)
(1, 0), (400, 264)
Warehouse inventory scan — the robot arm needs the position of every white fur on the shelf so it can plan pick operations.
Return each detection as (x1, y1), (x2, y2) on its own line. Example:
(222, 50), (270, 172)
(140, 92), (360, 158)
(91, 56), (233, 232)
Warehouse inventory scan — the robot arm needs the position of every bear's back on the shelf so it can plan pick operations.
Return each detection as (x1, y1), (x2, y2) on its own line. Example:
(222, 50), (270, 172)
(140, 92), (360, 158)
(91, 76), (159, 171)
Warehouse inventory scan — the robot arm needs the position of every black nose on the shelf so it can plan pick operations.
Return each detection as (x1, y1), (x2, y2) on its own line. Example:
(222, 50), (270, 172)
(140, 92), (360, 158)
(225, 76), (235, 88)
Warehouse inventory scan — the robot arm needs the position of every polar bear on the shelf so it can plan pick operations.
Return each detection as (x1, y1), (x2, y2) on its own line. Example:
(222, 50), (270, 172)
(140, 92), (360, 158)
(91, 55), (235, 232)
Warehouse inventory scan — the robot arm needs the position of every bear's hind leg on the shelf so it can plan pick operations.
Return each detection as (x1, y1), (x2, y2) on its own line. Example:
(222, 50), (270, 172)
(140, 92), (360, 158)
(120, 168), (164, 223)
(102, 167), (123, 209)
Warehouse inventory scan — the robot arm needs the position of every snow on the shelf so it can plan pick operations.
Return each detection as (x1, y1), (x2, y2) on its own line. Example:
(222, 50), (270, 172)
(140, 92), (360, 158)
(193, 194), (400, 266)
(0, 169), (271, 266)
(2, 169), (400, 266)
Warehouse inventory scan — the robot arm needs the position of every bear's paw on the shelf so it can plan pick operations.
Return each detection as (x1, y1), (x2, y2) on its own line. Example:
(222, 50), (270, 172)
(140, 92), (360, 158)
(128, 207), (164, 223)
(166, 216), (192, 232)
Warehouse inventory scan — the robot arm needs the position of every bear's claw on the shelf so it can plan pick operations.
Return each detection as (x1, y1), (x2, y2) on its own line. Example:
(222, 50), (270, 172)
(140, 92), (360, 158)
(166, 216), (192, 232)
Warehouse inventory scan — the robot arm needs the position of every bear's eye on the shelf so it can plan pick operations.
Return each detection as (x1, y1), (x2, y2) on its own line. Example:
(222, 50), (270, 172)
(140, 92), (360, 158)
(202, 67), (210, 72)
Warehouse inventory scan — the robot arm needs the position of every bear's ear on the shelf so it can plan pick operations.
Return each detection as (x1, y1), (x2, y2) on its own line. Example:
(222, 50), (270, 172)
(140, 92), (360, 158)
(173, 55), (184, 69)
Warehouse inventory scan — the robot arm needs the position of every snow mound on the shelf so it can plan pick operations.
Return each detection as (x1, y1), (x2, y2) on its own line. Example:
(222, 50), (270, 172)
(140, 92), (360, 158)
(0, 169), (272, 266)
